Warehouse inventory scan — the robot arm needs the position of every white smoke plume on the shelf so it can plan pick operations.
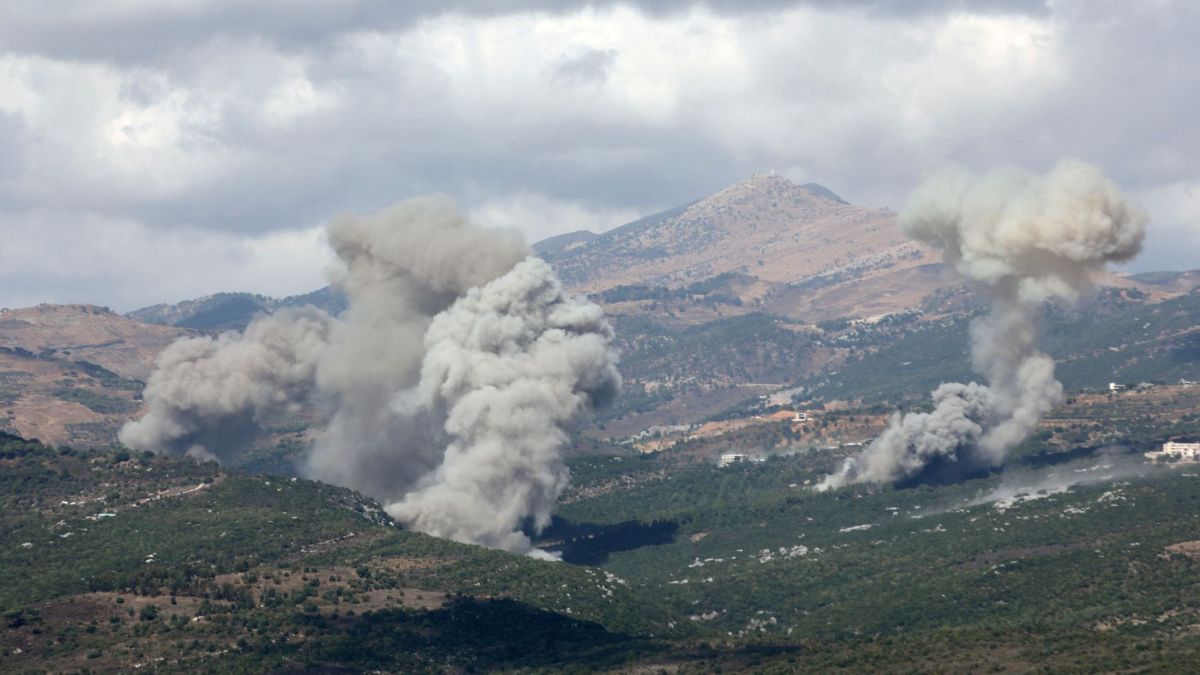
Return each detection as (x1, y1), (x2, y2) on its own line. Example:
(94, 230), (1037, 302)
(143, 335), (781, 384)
(388, 257), (621, 554)
(120, 197), (620, 555)
(818, 159), (1145, 490)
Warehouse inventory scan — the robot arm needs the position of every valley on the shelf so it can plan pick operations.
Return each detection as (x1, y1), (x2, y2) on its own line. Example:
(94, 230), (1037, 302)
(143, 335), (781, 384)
(1, 174), (1198, 672)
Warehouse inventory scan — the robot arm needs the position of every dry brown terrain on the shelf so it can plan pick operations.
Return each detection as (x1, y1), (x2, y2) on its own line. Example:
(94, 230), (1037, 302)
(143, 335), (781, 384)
(1164, 541), (1200, 560)
(551, 175), (937, 294)
(547, 174), (1200, 323)
(0, 304), (193, 448)
(0, 304), (187, 380)
(0, 349), (140, 447)
(545, 174), (956, 320)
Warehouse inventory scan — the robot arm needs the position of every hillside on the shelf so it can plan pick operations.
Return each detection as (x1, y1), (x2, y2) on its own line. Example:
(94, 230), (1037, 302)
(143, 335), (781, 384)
(128, 288), (347, 333)
(551, 441), (1200, 672)
(0, 350), (141, 448)
(0, 305), (187, 381)
(0, 305), (190, 448)
(540, 174), (943, 319)
(538, 174), (1200, 431)
(531, 229), (599, 255)
(8, 408), (1200, 672)
(0, 436), (675, 672)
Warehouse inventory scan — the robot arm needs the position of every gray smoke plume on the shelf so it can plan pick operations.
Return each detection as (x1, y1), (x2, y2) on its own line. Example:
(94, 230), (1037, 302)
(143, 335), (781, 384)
(304, 198), (529, 503)
(120, 197), (620, 555)
(818, 159), (1145, 490)
(388, 257), (620, 555)
(118, 308), (333, 463)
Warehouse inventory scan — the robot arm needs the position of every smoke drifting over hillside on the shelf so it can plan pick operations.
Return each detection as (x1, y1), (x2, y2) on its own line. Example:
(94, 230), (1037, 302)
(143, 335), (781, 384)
(303, 199), (529, 507)
(819, 160), (1145, 490)
(118, 308), (333, 463)
(389, 258), (620, 554)
(121, 198), (620, 556)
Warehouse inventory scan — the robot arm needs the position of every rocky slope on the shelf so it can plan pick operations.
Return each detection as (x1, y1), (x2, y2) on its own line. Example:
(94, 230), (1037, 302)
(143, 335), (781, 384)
(0, 305), (187, 381)
(0, 305), (186, 446)
(541, 174), (941, 319)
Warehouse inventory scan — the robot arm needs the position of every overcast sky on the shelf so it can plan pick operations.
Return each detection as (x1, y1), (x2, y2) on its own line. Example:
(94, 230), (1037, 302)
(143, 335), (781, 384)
(0, 0), (1196, 311)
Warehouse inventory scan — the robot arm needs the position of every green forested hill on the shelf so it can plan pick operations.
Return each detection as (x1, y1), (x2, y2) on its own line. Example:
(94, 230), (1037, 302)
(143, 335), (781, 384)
(550, 450), (1200, 672)
(606, 287), (1200, 421)
(6, 423), (1200, 671)
(0, 437), (670, 672)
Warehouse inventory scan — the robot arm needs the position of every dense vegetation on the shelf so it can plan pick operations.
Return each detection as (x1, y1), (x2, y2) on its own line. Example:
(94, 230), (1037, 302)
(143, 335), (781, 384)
(552, 448), (1200, 671)
(792, 288), (1200, 406)
(598, 313), (821, 427)
(127, 287), (348, 332)
(598, 272), (748, 308)
(0, 438), (672, 671)
(4, 280), (1200, 671)
(6, 406), (1200, 671)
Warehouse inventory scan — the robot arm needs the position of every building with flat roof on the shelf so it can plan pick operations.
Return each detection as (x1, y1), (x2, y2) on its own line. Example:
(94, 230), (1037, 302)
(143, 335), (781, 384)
(719, 452), (765, 467)
(1145, 440), (1200, 462)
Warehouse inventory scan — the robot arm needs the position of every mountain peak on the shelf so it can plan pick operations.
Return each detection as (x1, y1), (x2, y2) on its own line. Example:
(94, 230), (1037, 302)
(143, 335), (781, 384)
(544, 171), (926, 297)
(721, 173), (848, 206)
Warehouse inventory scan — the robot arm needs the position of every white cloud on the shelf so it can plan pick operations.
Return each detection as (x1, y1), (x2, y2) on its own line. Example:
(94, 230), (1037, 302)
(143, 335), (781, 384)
(469, 192), (640, 242)
(0, 213), (332, 311)
(1130, 181), (1200, 273)
(0, 0), (1197, 309)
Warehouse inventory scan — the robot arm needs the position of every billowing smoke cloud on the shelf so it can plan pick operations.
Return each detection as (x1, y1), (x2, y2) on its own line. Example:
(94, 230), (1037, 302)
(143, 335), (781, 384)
(121, 197), (620, 556)
(304, 198), (529, 504)
(818, 159), (1145, 490)
(118, 308), (333, 463)
(389, 258), (620, 554)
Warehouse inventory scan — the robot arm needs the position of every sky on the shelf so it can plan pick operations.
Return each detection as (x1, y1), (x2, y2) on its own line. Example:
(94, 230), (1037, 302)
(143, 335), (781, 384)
(0, 0), (1196, 312)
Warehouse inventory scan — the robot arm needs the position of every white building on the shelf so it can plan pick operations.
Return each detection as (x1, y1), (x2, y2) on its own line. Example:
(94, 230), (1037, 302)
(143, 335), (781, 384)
(1145, 440), (1200, 462)
(719, 453), (765, 467)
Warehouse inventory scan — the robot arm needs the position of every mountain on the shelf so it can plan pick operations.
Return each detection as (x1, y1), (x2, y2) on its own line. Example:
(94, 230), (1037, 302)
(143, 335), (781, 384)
(531, 229), (599, 255)
(275, 285), (348, 315)
(0, 304), (187, 381)
(128, 287), (348, 332)
(527, 176), (1200, 433)
(127, 292), (274, 332)
(0, 305), (189, 447)
(1125, 269), (1200, 297)
(541, 174), (940, 319)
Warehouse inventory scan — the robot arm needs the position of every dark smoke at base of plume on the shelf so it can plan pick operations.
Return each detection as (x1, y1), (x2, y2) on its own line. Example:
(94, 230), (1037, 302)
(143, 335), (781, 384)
(817, 159), (1145, 491)
(119, 197), (620, 557)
